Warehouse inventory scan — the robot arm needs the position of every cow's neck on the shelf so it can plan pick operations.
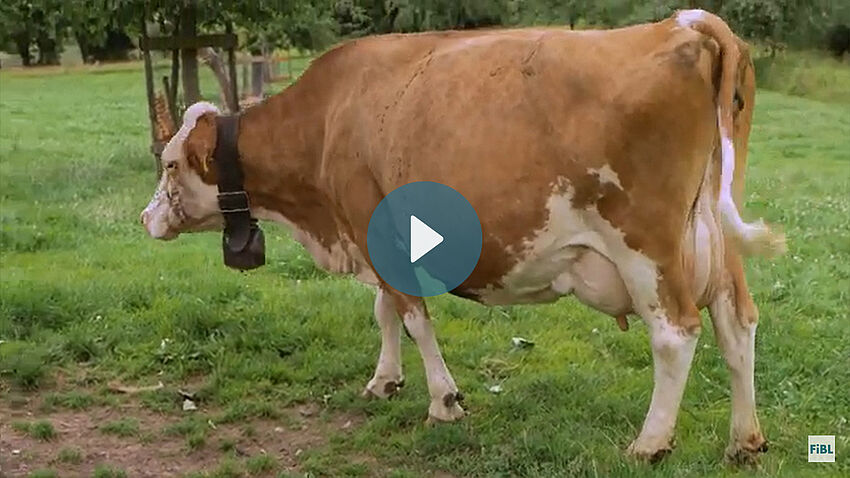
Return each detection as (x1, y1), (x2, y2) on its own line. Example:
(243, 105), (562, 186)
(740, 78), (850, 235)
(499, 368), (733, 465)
(233, 90), (340, 249)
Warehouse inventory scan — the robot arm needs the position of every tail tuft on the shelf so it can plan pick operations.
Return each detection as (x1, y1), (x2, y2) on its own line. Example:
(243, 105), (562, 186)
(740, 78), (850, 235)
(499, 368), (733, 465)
(728, 219), (787, 258)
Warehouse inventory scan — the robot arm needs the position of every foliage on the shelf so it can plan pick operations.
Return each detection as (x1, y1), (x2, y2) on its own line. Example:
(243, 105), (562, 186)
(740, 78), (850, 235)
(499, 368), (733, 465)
(3, 0), (849, 66)
(0, 0), (65, 65)
(753, 48), (850, 103)
(62, 1), (137, 63)
(328, 0), (850, 50)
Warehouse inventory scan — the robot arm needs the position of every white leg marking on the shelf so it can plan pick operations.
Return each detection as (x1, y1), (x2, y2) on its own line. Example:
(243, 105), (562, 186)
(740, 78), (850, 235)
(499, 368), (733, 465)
(402, 307), (464, 422)
(709, 290), (764, 460)
(629, 317), (699, 458)
(364, 289), (404, 398)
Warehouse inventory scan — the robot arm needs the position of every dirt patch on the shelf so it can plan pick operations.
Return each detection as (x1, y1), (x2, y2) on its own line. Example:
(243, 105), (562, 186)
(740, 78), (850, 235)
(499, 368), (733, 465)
(0, 398), (364, 477)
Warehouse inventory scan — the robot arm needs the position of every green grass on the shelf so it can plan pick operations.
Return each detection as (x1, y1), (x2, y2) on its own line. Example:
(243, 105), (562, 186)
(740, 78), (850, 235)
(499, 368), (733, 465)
(246, 454), (277, 475)
(98, 418), (140, 438)
(218, 438), (237, 453)
(164, 416), (208, 437)
(42, 390), (95, 411)
(92, 465), (128, 478)
(187, 430), (207, 451)
(1, 57), (849, 477)
(13, 420), (57, 441)
(755, 49), (850, 104)
(28, 470), (58, 478)
(57, 447), (83, 464)
(208, 458), (244, 478)
(30, 420), (56, 441)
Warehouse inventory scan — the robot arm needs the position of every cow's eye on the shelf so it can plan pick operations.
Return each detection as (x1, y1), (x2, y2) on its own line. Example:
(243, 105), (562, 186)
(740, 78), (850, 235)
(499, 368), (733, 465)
(166, 162), (177, 170)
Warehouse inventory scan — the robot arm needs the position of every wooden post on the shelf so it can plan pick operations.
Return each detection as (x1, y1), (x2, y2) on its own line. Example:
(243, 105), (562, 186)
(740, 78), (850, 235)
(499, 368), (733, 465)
(242, 62), (249, 98)
(140, 13), (162, 177)
(287, 47), (293, 80)
(250, 54), (265, 98)
(169, 22), (180, 125)
(162, 76), (178, 128)
(180, 0), (201, 104)
(226, 21), (240, 113)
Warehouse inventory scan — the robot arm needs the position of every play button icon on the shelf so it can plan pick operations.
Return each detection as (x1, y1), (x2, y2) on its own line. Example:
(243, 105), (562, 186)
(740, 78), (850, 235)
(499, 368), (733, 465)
(367, 181), (483, 297)
(410, 215), (443, 263)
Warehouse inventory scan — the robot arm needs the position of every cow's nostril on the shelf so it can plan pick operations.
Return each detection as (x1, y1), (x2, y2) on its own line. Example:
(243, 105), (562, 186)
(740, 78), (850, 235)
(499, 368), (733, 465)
(140, 210), (148, 225)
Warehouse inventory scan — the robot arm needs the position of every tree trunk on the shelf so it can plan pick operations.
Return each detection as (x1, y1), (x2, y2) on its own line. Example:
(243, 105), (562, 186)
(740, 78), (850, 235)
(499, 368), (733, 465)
(91, 30), (133, 62)
(74, 32), (92, 63)
(249, 48), (265, 99)
(180, 1), (201, 104)
(251, 57), (265, 98)
(36, 34), (60, 65)
(13, 31), (32, 67)
(241, 62), (250, 98)
(199, 47), (237, 113)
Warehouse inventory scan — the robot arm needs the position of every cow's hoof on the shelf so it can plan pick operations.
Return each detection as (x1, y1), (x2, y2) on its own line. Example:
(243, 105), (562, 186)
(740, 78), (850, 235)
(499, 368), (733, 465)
(627, 439), (674, 464)
(425, 392), (465, 424)
(725, 435), (768, 466)
(362, 376), (404, 399)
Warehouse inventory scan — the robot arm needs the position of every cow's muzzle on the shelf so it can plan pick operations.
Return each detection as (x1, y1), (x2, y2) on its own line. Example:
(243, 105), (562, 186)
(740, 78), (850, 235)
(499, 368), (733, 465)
(140, 205), (178, 240)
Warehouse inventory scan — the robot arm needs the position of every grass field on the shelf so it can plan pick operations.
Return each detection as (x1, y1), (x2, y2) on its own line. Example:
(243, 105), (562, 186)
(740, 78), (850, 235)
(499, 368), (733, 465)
(1, 60), (849, 477)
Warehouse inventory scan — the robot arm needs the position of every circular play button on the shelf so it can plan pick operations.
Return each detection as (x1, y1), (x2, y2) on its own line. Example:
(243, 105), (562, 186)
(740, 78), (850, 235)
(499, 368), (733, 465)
(367, 181), (483, 297)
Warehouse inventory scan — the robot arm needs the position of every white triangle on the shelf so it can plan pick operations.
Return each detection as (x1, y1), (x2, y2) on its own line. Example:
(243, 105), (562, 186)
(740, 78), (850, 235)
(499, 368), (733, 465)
(410, 215), (444, 263)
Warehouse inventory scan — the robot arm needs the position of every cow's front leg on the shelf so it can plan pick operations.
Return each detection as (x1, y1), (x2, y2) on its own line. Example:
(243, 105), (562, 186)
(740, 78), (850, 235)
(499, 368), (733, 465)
(364, 287), (405, 399)
(395, 294), (464, 423)
(709, 259), (767, 464)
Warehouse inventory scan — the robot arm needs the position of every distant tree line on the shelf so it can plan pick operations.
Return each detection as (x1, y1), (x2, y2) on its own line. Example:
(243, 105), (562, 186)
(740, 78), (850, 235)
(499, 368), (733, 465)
(2, 0), (848, 66)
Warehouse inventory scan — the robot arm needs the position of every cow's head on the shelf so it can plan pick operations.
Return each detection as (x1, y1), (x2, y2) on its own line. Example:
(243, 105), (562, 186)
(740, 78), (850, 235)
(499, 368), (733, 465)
(141, 102), (223, 240)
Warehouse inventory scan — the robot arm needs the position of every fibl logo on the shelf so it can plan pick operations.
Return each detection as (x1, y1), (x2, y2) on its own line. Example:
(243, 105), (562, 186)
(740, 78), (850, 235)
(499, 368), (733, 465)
(808, 435), (836, 463)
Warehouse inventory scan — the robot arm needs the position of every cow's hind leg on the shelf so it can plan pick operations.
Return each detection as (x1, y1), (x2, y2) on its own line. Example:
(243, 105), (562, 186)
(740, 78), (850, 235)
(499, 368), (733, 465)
(622, 257), (702, 462)
(364, 287), (405, 399)
(392, 293), (464, 423)
(710, 254), (767, 464)
(627, 314), (700, 461)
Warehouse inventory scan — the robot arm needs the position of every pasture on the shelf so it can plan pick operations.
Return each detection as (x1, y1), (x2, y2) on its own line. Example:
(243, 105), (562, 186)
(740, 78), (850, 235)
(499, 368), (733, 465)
(1, 61), (849, 477)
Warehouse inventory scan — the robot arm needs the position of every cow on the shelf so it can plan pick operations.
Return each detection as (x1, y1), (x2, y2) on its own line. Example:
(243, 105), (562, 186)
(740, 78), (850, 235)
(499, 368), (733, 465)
(141, 9), (785, 463)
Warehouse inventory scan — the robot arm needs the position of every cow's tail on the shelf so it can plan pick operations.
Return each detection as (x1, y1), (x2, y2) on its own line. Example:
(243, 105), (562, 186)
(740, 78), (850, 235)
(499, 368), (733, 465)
(677, 9), (786, 257)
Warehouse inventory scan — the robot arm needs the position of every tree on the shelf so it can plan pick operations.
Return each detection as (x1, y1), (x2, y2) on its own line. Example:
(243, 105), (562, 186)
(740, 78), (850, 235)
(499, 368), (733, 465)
(0, 0), (65, 66)
(64, 1), (137, 63)
(0, 2), (35, 66)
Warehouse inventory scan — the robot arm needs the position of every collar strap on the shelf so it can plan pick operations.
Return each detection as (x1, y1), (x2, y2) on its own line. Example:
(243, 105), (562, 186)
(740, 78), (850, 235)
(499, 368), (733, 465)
(213, 115), (265, 270)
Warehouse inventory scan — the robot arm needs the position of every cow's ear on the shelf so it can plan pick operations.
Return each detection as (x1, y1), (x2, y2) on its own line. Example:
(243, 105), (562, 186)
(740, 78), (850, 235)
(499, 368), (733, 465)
(184, 113), (217, 175)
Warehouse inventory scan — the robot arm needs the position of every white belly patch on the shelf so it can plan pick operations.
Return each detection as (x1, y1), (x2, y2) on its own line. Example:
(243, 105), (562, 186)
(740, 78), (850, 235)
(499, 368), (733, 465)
(474, 176), (722, 318)
(473, 184), (632, 313)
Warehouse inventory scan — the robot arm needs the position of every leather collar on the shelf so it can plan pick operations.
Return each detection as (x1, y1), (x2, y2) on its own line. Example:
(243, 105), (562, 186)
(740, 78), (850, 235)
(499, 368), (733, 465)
(213, 115), (265, 270)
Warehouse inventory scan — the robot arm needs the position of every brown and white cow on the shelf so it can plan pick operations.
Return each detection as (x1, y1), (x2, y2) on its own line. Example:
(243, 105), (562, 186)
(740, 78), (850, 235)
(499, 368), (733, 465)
(141, 9), (785, 462)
